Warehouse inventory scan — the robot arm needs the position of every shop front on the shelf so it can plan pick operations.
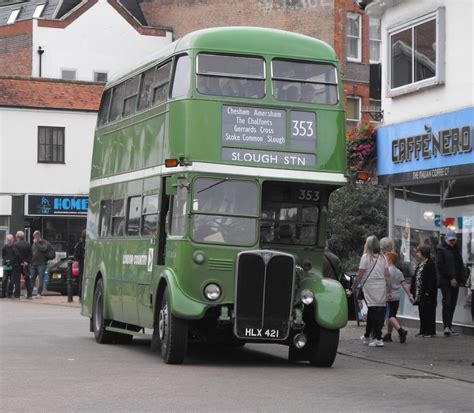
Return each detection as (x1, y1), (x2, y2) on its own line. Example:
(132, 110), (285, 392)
(24, 194), (88, 256)
(377, 107), (474, 328)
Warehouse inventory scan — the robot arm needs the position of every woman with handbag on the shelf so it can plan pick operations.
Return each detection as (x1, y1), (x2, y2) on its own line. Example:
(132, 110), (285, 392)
(411, 245), (438, 337)
(350, 235), (392, 347)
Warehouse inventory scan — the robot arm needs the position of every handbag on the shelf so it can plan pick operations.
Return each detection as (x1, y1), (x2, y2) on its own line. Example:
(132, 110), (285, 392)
(357, 255), (379, 301)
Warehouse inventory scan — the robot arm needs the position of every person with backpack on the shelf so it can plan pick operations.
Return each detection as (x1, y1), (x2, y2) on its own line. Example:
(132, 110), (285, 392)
(30, 230), (55, 298)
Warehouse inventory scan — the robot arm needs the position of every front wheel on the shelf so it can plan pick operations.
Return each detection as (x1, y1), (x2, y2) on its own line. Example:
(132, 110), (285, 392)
(156, 287), (188, 364)
(309, 327), (340, 367)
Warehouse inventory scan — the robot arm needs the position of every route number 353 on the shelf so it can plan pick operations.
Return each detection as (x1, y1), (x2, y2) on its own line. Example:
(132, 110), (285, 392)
(292, 120), (314, 137)
(298, 189), (320, 201)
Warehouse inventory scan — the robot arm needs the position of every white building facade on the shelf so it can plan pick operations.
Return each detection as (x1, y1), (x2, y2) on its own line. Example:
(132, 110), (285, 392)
(367, 0), (474, 329)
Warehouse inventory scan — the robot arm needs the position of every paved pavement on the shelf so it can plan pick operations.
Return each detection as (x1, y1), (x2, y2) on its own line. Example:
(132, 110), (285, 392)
(0, 298), (473, 412)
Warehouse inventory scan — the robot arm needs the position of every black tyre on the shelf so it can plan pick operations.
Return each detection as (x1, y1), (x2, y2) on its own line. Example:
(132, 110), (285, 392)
(156, 287), (188, 364)
(309, 327), (340, 367)
(92, 278), (133, 344)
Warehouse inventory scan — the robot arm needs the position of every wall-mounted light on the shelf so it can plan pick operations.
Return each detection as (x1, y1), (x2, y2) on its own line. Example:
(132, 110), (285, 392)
(423, 211), (435, 221)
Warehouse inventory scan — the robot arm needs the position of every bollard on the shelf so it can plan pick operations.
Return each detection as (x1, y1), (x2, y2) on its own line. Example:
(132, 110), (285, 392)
(67, 260), (73, 303)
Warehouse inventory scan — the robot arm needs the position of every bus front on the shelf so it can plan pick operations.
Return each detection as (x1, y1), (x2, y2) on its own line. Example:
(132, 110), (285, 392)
(161, 28), (348, 366)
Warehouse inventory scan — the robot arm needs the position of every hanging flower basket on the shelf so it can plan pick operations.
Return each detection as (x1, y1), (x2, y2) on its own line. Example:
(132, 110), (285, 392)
(346, 123), (376, 181)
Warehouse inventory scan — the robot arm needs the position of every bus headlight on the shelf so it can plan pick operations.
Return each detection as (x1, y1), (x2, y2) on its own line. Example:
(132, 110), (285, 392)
(204, 283), (221, 301)
(193, 251), (206, 265)
(301, 289), (314, 305)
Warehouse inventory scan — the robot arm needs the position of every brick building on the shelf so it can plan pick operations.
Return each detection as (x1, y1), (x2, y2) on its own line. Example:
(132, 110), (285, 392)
(139, 0), (381, 128)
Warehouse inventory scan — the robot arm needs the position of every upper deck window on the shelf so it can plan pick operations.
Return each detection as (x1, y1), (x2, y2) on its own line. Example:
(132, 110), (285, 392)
(196, 54), (265, 99)
(272, 59), (338, 105)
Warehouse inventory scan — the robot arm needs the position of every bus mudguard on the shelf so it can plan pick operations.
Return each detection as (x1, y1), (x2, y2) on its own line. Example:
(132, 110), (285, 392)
(159, 269), (209, 319)
(300, 277), (348, 329)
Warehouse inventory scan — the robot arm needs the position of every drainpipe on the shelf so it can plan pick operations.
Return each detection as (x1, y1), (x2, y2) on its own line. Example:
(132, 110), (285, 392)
(37, 46), (44, 77)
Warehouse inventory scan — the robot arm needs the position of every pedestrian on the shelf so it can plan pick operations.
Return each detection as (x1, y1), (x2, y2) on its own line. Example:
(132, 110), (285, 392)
(350, 235), (392, 347)
(74, 229), (86, 301)
(465, 269), (473, 322)
(13, 231), (32, 299)
(380, 237), (394, 255)
(1, 234), (16, 298)
(383, 252), (413, 343)
(323, 240), (342, 280)
(30, 230), (55, 298)
(436, 230), (463, 336)
(411, 245), (438, 337)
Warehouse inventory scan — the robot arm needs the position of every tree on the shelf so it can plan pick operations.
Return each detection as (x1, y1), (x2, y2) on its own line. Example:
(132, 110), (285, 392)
(328, 183), (388, 272)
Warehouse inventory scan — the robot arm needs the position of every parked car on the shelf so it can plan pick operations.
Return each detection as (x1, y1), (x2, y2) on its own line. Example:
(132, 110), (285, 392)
(46, 257), (79, 295)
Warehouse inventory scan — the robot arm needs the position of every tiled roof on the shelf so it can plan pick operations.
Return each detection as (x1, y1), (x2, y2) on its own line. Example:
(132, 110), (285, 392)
(0, 77), (103, 111)
(0, 0), (61, 26)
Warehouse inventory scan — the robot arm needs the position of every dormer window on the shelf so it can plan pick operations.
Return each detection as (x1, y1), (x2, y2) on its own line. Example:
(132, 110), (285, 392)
(7, 9), (21, 24)
(33, 4), (46, 19)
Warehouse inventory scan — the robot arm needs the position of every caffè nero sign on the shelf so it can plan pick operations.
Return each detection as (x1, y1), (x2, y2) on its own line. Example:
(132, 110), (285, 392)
(391, 125), (472, 163)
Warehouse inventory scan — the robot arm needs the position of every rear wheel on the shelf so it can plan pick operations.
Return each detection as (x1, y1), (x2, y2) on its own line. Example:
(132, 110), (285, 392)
(157, 287), (188, 364)
(92, 278), (132, 344)
(309, 327), (339, 367)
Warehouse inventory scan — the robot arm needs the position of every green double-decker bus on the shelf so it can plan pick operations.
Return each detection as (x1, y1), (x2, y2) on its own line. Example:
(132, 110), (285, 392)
(82, 27), (348, 366)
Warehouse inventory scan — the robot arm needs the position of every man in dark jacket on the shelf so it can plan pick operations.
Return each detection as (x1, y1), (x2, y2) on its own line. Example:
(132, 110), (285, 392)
(74, 229), (86, 301)
(436, 230), (464, 336)
(13, 231), (32, 299)
(31, 230), (54, 298)
(1, 234), (16, 298)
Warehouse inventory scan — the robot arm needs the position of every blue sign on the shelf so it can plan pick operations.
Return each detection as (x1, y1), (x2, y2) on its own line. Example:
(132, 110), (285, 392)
(376, 107), (474, 184)
(27, 195), (88, 216)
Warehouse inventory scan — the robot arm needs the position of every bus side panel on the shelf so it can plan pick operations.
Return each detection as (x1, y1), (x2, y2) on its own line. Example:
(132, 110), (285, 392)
(300, 277), (348, 329)
(91, 109), (167, 180)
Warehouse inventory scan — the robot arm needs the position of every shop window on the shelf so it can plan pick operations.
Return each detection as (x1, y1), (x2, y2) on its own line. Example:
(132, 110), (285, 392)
(127, 196), (142, 236)
(141, 194), (159, 236)
(111, 199), (125, 236)
(369, 17), (381, 63)
(99, 200), (112, 237)
(347, 13), (361, 62)
(38, 126), (65, 164)
(389, 9), (445, 96)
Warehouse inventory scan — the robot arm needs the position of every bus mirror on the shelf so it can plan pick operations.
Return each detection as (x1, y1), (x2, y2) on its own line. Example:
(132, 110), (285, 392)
(166, 178), (177, 195)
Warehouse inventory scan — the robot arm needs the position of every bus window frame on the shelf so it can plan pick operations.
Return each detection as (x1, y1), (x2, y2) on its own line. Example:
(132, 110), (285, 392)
(189, 176), (260, 247)
(111, 198), (126, 237)
(99, 199), (112, 238)
(126, 195), (142, 237)
(152, 60), (173, 106)
(122, 76), (140, 118)
(170, 54), (192, 100)
(195, 52), (267, 99)
(270, 58), (340, 106)
(141, 193), (159, 236)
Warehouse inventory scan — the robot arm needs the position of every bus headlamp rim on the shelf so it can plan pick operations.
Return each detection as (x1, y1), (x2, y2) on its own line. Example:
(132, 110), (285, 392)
(204, 283), (221, 301)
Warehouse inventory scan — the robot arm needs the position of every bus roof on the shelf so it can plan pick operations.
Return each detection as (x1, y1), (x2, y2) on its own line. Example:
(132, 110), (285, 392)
(108, 27), (338, 86)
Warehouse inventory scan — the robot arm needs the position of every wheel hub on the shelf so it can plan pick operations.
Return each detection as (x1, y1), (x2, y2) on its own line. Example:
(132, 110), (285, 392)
(159, 304), (168, 340)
